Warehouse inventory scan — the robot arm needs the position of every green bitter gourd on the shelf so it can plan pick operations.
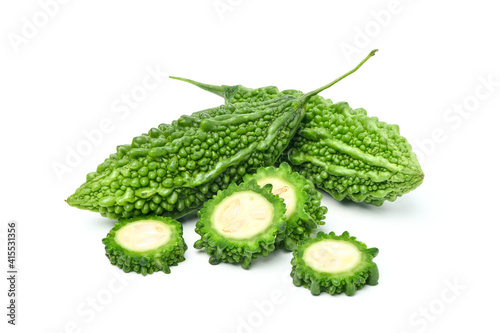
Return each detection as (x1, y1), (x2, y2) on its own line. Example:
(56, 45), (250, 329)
(67, 50), (377, 219)
(235, 88), (424, 206)
(102, 216), (187, 275)
(194, 180), (286, 269)
(280, 99), (424, 206)
(243, 162), (327, 251)
(182, 51), (423, 206)
(291, 231), (379, 296)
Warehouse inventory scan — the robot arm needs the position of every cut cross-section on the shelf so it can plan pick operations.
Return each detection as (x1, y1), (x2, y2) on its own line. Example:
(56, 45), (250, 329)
(212, 191), (274, 239)
(302, 239), (361, 273)
(291, 231), (379, 296)
(244, 162), (327, 251)
(115, 220), (172, 252)
(194, 180), (286, 269)
(103, 216), (187, 275)
(256, 178), (296, 219)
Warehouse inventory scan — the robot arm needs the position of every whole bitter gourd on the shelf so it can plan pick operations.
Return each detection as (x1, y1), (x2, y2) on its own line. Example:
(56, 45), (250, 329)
(244, 162), (327, 251)
(194, 180), (287, 269)
(182, 51), (423, 206)
(102, 216), (187, 275)
(280, 99), (424, 205)
(67, 50), (377, 219)
(291, 231), (379, 296)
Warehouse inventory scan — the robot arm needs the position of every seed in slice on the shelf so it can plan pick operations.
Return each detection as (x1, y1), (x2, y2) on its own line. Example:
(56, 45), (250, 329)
(244, 162), (328, 251)
(194, 180), (286, 269)
(303, 239), (361, 273)
(291, 231), (379, 296)
(213, 191), (274, 239)
(103, 216), (187, 275)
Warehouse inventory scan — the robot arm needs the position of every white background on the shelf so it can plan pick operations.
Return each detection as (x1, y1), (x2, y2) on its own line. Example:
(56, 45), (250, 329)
(1, 1), (499, 332)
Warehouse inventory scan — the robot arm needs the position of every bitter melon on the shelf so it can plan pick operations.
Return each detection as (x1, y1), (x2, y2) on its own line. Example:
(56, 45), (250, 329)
(193, 180), (286, 269)
(183, 52), (422, 206)
(281, 99), (424, 206)
(243, 162), (327, 251)
(102, 216), (187, 275)
(291, 231), (378, 296)
(67, 50), (377, 219)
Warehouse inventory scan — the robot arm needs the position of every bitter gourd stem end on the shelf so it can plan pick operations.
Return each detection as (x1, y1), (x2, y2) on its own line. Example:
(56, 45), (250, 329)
(169, 76), (226, 98)
(301, 49), (378, 103)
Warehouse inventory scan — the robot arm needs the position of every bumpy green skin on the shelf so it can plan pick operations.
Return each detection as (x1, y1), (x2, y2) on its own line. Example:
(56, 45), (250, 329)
(291, 231), (379, 296)
(102, 216), (187, 275)
(179, 55), (421, 206)
(244, 162), (327, 251)
(193, 180), (286, 269)
(67, 87), (307, 220)
(68, 51), (377, 217)
(277, 95), (424, 206)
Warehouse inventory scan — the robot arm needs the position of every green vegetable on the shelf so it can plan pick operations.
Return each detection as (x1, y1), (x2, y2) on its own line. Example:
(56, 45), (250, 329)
(194, 180), (286, 269)
(291, 231), (378, 296)
(67, 92), (306, 219)
(243, 162), (327, 251)
(184, 52), (422, 206)
(67, 50), (377, 219)
(279, 99), (424, 205)
(102, 216), (186, 275)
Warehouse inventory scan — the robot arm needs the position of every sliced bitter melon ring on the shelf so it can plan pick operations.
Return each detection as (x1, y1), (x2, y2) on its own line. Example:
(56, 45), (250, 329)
(103, 216), (187, 275)
(244, 162), (327, 251)
(194, 180), (286, 269)
(291, 231), (379, 296)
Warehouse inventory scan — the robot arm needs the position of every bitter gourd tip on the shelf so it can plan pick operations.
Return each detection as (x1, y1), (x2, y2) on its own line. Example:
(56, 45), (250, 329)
(173, 50), (378, 107)
(300, 49), (378, 103)
(169, 76), (227, 98)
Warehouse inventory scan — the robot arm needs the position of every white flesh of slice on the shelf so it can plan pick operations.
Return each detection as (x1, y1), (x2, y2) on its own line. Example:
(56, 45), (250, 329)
(303, 239), (361, 273)
(257, 177), (296, 219)
(212, 191), (274, 240)
(115, 221), (172, 252)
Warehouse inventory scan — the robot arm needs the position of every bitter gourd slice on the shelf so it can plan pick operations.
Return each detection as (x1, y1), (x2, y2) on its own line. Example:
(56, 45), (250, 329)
(194, 180), (287, 269)
(102, 216), (187, 275)
(291, 231), (379, 296)
(243, 162), (327, 251)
